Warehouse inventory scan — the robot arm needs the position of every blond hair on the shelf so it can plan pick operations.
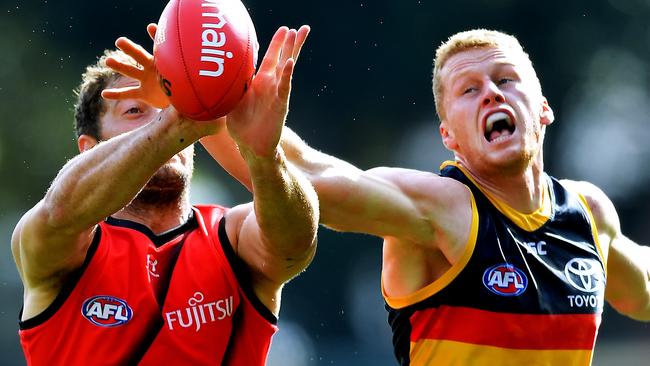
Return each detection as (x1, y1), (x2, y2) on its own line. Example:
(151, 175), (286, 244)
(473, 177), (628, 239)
(432, 29), (539, 119)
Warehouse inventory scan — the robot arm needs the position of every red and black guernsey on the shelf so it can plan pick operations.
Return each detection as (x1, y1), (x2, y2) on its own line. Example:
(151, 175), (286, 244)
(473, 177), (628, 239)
(18, 205), (278, 366)
(384, 162), (607, 366)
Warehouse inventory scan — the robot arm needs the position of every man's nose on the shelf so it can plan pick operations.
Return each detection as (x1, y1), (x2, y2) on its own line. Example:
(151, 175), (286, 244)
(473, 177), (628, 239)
(482, 82), (506, 106)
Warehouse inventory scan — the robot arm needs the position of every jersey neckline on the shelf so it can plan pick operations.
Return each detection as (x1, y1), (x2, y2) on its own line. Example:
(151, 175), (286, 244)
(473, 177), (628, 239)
(105, 208), (198, 247)
(440, 161), (553, 232)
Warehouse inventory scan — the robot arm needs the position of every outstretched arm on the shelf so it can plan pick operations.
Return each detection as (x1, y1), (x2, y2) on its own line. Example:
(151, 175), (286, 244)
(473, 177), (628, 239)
(221, 27), (319, 315)
(12, 108), (217, 319)
(565, 180), (650, 321)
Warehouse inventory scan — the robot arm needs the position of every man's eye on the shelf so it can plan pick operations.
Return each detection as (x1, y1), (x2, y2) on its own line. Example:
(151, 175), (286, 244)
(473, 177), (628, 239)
(498, 78), (513, 85)
(125, 107), (142, 114)
(463, 87), (477, 94)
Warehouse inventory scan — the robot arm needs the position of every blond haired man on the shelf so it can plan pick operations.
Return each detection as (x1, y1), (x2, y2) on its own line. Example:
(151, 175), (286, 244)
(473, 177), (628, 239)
(115, 28), (650, 365)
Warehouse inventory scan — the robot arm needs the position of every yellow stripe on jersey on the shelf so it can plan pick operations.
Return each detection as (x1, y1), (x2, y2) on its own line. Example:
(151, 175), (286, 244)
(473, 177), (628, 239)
(440, 161), (552, 232)
(383, 185), (479, 309)
(409, 339), (594, 366)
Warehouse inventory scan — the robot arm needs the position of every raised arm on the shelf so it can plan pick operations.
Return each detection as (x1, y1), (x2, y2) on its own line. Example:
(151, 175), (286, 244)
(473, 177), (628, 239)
(564, 180), (650, 321)
(219, 27), (319, 314)
(12, 107), (217, 319)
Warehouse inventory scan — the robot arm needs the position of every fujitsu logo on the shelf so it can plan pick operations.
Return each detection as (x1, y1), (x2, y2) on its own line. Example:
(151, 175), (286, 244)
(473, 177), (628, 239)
(199, 0), (233, 77)
(165, 291), (234, 332)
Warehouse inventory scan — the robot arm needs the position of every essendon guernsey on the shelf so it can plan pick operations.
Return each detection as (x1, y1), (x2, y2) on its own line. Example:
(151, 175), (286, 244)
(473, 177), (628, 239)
(18, 205), (278, 365)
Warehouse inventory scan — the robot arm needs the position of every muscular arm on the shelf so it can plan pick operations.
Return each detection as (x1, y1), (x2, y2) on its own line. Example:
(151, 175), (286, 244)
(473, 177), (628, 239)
(214, 27), (318, 316)
(204, 125), (468, 243)
(225, 148), (319, 314)
(564, 180), (650, 321)
(282, 128), (468, 241)
(12, 109), (212, 318)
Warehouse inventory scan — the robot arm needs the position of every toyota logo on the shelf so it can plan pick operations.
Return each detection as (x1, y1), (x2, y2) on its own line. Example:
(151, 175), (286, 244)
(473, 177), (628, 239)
(564, 258), (604, 293)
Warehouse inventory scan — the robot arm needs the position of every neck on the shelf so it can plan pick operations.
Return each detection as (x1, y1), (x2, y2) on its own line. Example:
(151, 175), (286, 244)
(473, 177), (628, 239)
(457, 159), (545, 214)
(112, 193), (192, 234)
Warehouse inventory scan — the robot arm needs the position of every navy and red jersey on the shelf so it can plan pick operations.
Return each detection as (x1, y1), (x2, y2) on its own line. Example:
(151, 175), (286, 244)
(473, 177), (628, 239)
(384, 162), (606, 366)
(18, 205), (278, 366)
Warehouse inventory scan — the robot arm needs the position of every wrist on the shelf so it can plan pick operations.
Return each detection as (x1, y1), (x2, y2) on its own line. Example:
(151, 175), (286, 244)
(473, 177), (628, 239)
(240, 146), (284, 172)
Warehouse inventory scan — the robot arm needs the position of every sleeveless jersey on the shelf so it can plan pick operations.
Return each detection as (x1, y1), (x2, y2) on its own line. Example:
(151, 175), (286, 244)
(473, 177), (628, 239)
(384, 162), (606, 366)
(18, 204), (278, 366)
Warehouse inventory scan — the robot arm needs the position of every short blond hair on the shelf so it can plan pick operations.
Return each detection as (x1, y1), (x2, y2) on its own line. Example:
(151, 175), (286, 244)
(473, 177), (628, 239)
(432, 29), (538, 119)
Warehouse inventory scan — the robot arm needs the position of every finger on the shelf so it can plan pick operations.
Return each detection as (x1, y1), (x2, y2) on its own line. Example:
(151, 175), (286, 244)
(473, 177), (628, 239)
(279, 29), (297, 73)
(101, 86), (142, 101)
(115, 37), (153, 66)
(293, 25), (311, 61)
(105, 56), (144, 79)
(257, 26), (289, 74)
(277, 58), (295, 103)
(147, 23), (158, 42)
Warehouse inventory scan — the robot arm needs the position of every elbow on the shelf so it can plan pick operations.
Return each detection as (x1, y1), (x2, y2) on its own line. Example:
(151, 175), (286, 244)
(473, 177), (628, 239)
(285, 210), (319, 257)
(37, 192), (77, 232)
(272, 208), (319, 262)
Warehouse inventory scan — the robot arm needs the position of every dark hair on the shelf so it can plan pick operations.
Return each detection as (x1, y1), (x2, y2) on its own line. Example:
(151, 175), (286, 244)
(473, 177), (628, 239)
(73, 49), (136, 139)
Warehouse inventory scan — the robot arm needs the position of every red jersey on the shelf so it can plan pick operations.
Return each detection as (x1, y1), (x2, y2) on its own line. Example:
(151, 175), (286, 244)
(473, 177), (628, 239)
(19, 205), (278, 365)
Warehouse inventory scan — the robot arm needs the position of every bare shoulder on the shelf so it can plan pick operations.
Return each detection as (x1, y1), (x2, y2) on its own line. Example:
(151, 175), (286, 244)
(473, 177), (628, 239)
(11, 213), (28, 275)
(367, 166), (474, 254)
(377, 167), (476, 297)
(366, 166), (471, 205)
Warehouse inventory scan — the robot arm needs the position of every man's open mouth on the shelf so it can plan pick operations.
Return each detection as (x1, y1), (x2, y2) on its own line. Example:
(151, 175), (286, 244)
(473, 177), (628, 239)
(484, 111), (515, 142)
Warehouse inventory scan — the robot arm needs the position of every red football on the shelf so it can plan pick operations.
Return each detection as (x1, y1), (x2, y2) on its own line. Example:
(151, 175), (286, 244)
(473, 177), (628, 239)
(153, 0), (258, 120)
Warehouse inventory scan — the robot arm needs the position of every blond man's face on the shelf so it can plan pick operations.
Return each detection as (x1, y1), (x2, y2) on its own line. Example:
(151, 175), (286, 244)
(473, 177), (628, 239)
(438, 47), (553, 173)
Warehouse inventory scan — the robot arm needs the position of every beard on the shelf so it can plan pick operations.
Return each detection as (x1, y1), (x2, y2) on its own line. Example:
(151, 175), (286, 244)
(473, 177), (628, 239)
(133, 150), (194, 208)
(133, 164), (190, 206)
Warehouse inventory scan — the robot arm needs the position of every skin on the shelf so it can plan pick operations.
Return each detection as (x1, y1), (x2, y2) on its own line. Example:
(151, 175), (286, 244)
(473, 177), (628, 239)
(107, 28), (650, 322)
(11, 26), (319, 323)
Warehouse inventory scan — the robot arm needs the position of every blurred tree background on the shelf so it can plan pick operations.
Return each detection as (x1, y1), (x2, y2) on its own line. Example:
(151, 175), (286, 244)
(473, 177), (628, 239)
(1, 0), (649, 365)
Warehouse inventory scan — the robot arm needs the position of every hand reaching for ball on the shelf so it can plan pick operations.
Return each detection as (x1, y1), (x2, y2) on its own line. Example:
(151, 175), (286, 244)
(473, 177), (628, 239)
(103, 22), (310, 159)
(101, 24), (170, 110)
(226, 25), (310, 159)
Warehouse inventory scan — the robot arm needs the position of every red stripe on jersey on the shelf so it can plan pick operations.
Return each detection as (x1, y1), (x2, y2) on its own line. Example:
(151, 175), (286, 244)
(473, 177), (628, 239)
(410, 305), (599, 350)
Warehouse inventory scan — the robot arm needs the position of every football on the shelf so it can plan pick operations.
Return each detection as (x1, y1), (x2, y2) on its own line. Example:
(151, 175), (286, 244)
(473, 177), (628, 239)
(153, 0), (258, 121)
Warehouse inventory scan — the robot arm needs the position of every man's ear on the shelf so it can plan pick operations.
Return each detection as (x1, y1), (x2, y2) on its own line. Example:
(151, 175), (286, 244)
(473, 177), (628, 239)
(78, 134), (99, 153)
(439, 121), (458, 151)
(540, 97), (554, 126)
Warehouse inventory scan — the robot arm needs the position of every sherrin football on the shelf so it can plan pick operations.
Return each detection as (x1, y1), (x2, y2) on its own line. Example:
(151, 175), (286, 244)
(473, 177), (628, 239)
(154, 0), (258, 120)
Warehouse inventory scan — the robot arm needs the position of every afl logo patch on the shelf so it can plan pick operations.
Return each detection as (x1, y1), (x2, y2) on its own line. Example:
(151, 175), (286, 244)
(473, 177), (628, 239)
(483, 263), (528, 296)
(82, 295), (133, 327)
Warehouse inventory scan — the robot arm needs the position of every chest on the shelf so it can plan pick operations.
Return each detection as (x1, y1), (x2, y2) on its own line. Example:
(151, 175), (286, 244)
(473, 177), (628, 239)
(451, 207), (606, 314)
